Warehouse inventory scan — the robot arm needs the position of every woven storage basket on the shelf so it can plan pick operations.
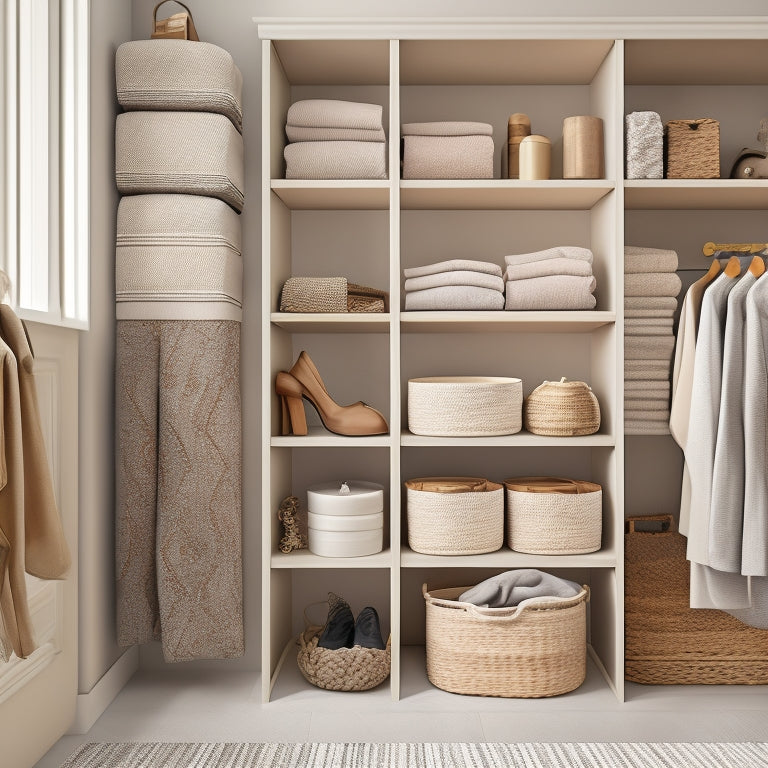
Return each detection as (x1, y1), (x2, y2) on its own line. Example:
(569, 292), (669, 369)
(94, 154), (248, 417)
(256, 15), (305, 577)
(504, 477), (602, 555)
(664, 118), (720, 179)
(625, 515), (768, 685)
(524, 377), (600, 437)
(297, 626), (391, 692)
(408, 376), (522, 437)
(405, 477), (503, 556)
(423, 583), (589, 697)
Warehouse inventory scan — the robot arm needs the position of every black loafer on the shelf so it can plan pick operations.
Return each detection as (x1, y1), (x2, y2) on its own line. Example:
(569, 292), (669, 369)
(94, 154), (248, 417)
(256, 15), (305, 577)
(353, 606), (386, 650)
(317, 592), (355, 649)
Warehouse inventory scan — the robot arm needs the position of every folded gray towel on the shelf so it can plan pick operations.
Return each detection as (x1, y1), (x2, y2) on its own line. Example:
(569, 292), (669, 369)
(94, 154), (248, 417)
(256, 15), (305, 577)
(624, 398), (670, 411)
(624, 360), (673, 380)
(624, 246), (679, 274)
(286, 125), (386, 143)
(624, 324), (675, 336)
(624, 296), (678, 310)
(504, 246), (593, 267)
(505, 275), (596, 311)
(403, 260), (503, 279)
(405, 270), (505, 293)
(404, 285), (504, 311)
(459, 569), (583, 608)
(625, 421), (670, 435)
(624, 317), (674, 328)
(625, 380), (671, 395)
(284, 141), (387, 180)
(625, 409), (671, 422)
(625, 335), (676, 360)
(402, 121), (493, 137)
(503, 258), (593, 281)
(624, 272), (682, 298)
(287, 99), (383, 131)
(625, 308), (677, 319)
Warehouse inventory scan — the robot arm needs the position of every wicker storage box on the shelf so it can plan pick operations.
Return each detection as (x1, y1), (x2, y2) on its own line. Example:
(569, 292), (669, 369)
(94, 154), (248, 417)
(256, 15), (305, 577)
(625, 515), (768, 685)
(524, 378), (600, 437)
(423, 583), (588, 697)
(504, 477), (602, 555)
(402, 122), (494, 179)
(664, 118), (720, 179)
(405, 477), (503, 556)
(408, 376), (522, 437)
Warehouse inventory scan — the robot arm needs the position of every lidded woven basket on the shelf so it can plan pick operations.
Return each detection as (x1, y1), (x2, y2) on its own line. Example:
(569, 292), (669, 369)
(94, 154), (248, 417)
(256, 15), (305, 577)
(504, 476), (602, 555)
(523, 377), (600, 436)
(664, 118), (720, 179)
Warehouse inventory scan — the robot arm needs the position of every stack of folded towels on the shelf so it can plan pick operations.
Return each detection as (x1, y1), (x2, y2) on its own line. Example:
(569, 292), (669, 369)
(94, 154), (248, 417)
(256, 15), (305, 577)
(624, 246), (682, 435)
(284, 99), (387, 180)
(503, 246), (597, 310)
(403, 259), (504, 311)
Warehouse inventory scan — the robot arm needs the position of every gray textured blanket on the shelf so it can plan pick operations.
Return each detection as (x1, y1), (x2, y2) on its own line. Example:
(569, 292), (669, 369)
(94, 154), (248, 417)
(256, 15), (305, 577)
(459, 569), (582, 607)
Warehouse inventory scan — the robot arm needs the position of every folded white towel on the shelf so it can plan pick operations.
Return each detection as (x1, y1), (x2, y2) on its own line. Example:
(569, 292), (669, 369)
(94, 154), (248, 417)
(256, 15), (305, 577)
(504, 246), (593, 267)
(624, 272), (682, 298)
(284, 141), (387, 180)
(287, 99), (383, 131)
(503, 258), (593, 282)
(403, 259), (503, 279)
(625, 335), (676, 360)
(404, 285), (504, 311)
(624, 246), (679, 274)
(625, 296), (679, 310)
(505, 275), (596, 311)
(405, 270), (505, 293)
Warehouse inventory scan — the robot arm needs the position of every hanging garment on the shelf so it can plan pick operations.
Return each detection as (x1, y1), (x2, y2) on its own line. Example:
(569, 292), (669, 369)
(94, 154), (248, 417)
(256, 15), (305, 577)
(116, 319), (243, 662)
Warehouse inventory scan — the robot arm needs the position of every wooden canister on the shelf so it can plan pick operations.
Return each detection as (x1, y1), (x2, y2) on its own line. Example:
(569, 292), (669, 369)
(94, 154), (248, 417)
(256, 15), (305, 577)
(563, 116), (604, 179)
(507, 113), (531, 179)
(519, 135), (551, 180)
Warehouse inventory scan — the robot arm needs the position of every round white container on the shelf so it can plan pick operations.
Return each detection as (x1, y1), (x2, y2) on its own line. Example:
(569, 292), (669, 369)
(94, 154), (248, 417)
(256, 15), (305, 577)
(306, 480), (384, 516)
(407, 376), (523, 437)
(308, 528), (383, 558)
(308, 510), (384, 532)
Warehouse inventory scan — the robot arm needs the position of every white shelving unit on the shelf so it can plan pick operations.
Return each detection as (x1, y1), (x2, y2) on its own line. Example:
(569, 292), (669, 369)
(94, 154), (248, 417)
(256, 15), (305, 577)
(258, 19), (768, 707)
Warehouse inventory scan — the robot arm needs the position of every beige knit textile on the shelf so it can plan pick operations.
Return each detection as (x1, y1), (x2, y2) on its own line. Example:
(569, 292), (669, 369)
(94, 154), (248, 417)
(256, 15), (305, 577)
(116, 320), (243, 661)
(402, 134), (494, 179)
(287, 99), (383, 131)
(284, 141), (387, 180)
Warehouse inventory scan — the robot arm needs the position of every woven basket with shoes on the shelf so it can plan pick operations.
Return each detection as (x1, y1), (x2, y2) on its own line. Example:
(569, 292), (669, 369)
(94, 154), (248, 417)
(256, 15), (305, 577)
(523, 377), (600, 436)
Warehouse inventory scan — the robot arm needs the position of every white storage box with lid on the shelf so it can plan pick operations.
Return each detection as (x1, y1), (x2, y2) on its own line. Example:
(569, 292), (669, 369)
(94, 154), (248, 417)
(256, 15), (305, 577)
(306, 481), (384, 557)
(401, 121), (494, 179)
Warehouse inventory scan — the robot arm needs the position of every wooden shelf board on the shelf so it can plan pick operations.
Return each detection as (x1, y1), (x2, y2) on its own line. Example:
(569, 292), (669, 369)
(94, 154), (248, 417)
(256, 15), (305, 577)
(401, 546), (617, 569)
(401, 180), (614, 210)
(271, 313), (391, 333)
(400, 311), (615, 333)
(624, 180), (768, 210)
(271, 180), (391, 210)
(271, 549), (392, 569)
(400, 430), (614, 447)
(272, 427), (393, 447)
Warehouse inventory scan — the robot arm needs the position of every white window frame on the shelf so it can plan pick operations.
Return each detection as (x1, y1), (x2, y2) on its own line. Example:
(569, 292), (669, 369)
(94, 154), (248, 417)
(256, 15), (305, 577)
(2, 0), (89, 330)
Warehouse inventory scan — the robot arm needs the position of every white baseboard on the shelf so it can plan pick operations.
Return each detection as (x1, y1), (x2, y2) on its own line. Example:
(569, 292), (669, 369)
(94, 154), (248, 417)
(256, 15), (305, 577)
(69, 647), (139, 735)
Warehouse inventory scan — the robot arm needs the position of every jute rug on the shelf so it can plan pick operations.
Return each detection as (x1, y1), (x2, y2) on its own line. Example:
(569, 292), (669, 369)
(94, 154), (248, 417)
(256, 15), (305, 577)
(61, 742), (768, 767)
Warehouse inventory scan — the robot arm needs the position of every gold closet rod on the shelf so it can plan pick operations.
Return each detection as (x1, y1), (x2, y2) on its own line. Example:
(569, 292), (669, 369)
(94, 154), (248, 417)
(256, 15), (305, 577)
(703, 241), (768, 257)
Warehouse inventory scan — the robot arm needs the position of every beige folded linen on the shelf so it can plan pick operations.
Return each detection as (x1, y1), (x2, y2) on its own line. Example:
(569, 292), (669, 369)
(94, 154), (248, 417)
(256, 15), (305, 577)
(625, 409), (671, 422)
(405, 270), (504, 293)
(624, 317), (674, 328)
(625, 335), (676, 360)
(402, 134), (494, 179)
(624, 398), (671, 411)
(286, 125), (386, 143)
(624, 296), (678, 310)
(116, 40), (243, 131)
(115, 112), (244, 212)
(284, 140), (387, 180)
(288, 99), (384, 131)
(624, 272), (682, 298)
(402, 121), (493, 137)
(115, 301), (243, 321)
(403, 259), (502, 279)
(624, 360), (672, 380)
(625, 380), (670, 395)
(624, 324), (675, 336)
(625, 308), (677, 319)
(404, 285), (504, 311)
(504, 246), (593, 267)
(503, 258), (593, 281)
(625, 421), (670, 435)
(624, 246), (679, 274)
(504, 275), (596, 311)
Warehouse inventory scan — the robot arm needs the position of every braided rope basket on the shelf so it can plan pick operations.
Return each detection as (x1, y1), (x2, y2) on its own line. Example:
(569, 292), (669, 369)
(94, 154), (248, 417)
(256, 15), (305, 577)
(504, 477), (602, 555)
(424, 583), (589, 698)
(524, 377), (600, 436)
(405, 477), (503, 555)
(664, 118), (720, 179)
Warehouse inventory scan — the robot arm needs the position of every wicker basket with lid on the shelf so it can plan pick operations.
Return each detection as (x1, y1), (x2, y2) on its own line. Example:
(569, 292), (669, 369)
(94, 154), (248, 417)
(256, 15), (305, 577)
(523, 377), (600, 436)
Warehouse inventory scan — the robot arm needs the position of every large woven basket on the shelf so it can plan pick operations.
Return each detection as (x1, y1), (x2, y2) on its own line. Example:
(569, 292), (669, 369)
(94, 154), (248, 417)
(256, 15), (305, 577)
(423, 583), (588, 698)
(504, 477), (602, 555)
(408, 376), (522, 437)
(296, 626), (391, 691)
(664, 118), (720, 179)
(625, 515), (768, 685)
(405, 477), (503, 555)
(524, 377), (600, 437)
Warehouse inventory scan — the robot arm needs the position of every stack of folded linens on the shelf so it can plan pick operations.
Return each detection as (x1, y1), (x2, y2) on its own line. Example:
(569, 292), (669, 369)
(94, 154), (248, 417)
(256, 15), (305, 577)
(284, 99), (387, 179)
(403, 259), (504, 311)
(401, 122), (494, 179)
(503, 246), (596, 310)
(624, 246), (681, 435)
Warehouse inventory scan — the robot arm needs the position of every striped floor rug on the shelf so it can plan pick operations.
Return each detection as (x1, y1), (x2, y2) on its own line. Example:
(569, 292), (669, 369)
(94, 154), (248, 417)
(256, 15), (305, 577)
(61, 742), (768, 767)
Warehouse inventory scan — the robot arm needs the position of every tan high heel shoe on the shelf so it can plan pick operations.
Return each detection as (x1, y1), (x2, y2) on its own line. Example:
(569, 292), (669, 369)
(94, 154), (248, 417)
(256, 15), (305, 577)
(275, 351), (388, 436)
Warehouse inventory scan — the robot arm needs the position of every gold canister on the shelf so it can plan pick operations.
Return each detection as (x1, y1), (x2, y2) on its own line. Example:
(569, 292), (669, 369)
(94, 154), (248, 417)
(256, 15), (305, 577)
(519, 135), (551, 180)
(563, 115), (604, 179)
(507, 113), (531, 179)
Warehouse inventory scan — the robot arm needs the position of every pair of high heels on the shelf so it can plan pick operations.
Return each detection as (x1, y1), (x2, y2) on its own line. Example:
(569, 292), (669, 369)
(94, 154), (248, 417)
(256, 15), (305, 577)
(317, 592), (386, 651)
(275, 350), (388, 436)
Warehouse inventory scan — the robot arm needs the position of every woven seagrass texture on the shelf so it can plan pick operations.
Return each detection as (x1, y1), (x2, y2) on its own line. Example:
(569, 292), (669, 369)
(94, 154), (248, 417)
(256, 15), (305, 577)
(504, 477), (602, 555)
(296, 628), (391, 691)
(625, 515), (768, 685)
(523, 378), (600, 436)
(347, 283), (388, 312)
(408, 377), (522, 437)
(405, 477), (503, 556)
(280, 277), (348, 313)
(664, 118), (720, 179)
(424, 584), (588, 698)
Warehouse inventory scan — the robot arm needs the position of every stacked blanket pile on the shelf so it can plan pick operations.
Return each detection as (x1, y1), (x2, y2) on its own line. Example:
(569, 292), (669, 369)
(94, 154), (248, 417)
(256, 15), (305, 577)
(403, 259), (505, 311)
(624, 246), (681, 435)
(284, 99), (387, 179)
(503, 246), (597, 310)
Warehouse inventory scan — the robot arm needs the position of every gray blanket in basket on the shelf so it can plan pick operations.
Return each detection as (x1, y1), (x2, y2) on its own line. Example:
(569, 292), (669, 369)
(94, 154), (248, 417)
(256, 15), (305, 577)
(459, 569), (582, 607)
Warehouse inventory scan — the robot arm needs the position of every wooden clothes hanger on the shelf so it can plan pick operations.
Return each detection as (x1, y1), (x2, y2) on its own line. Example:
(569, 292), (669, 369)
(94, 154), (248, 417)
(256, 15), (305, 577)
(749, 254), (766, 278)
(724, 255), (742, 278)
